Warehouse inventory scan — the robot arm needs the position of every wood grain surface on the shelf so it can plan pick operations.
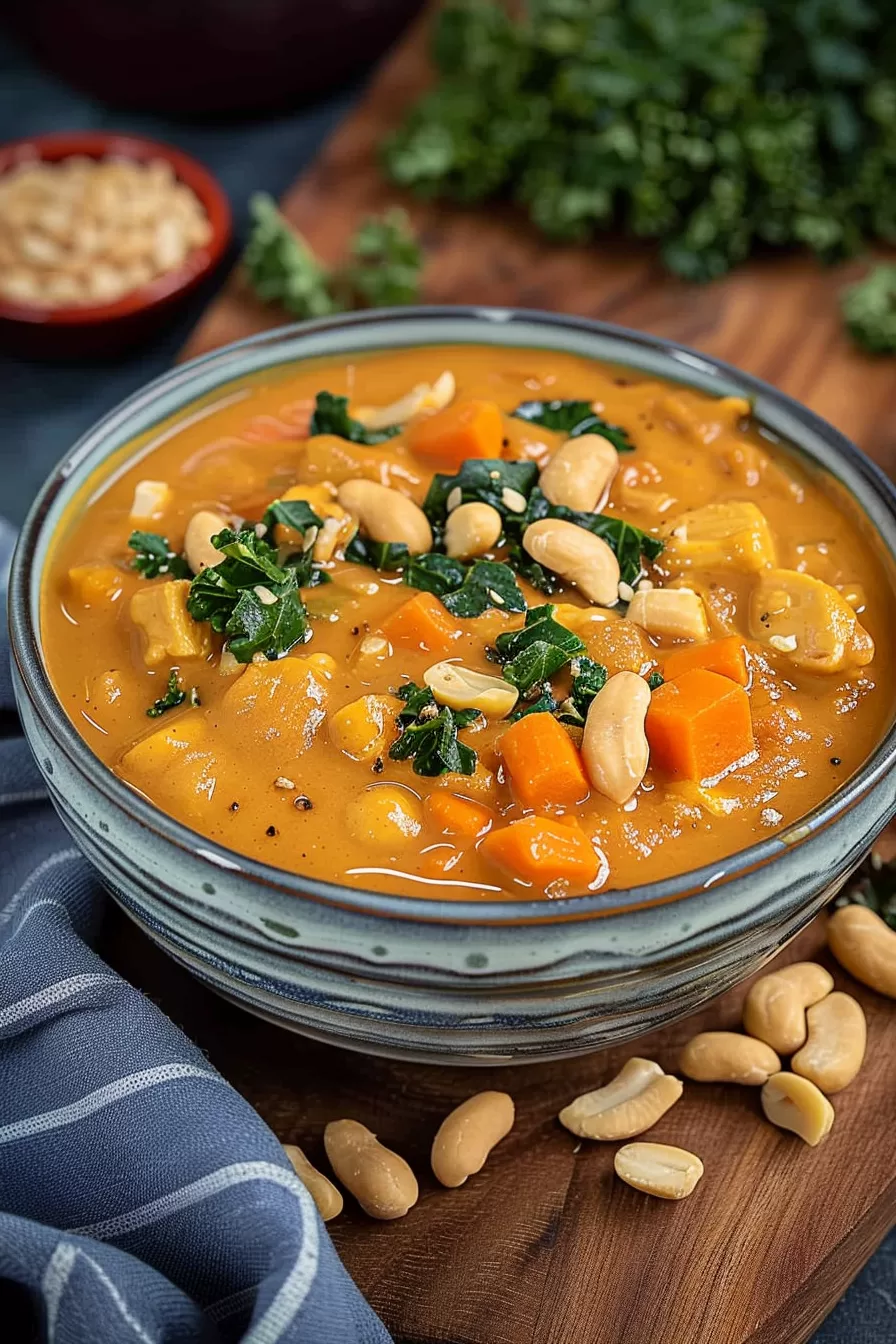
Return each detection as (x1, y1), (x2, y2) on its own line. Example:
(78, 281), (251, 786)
(168, 13), (896, 1344)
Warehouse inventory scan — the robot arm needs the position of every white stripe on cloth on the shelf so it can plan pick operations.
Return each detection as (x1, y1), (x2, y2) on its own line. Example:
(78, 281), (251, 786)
(0, 849), (82, 927)
(0, 973), (119, 1029)
(0, 1064), (222, 1145)
(42, 1241), (156, 1344)
(73, 1161), (320, 1344)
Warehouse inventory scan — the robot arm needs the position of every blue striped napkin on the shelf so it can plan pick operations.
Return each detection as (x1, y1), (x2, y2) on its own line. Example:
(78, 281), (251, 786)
(0, 525), (390, 1342)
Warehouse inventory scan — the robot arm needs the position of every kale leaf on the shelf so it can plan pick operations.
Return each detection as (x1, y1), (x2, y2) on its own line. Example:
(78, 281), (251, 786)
(389, 681), (478, 776)
(309, 391), (402, 445)
(648, 670), (665, 691)
(507, 686), (558, 721)
(440, 560), (526, 617)
(226, 575), (309, 663)
(186, 527), (309, 662)
(404, 552), (466, 595)
(345, 537), (412, 571)
(569, 656), (608, 716)
(841, 264), (896, 355)
(494, 603), (585, 694)
(423, 458), (539, 528)
(146, 669), (187, 718)
(512, 399), (633, 452)
(262, 499), (323, 536)
(129, 531), (192, 581)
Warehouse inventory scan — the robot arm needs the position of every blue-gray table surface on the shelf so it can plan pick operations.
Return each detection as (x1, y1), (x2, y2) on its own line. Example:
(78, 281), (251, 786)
(0, 26), (893, 1344)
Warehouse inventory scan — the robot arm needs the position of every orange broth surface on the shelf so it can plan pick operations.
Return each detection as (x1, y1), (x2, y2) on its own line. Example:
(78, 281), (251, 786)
(41, 344), (896, 901)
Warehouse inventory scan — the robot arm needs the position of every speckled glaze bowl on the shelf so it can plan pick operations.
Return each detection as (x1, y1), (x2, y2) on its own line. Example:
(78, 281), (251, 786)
(10, 309), (896, 1063)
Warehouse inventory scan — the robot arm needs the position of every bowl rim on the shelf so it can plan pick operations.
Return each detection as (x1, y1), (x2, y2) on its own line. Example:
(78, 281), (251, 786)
(0, 130), (232, 327)
(10, 304), (896, 926)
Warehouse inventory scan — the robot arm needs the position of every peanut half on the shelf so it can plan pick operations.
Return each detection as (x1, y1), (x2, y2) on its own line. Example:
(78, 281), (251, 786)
(522, 517), (620, 607)
(581, 670), (651, 804)
(283, 1143), (344, 1221)
(742, 962), (834, 1054)
(559, 1057), (683, 1141)
(539, 434), (619, 513)
(323, 1119), (418, 1220)
(424, 661), (519, 717)
(614, 1143), (704, 1201)
(184, 509), (228, 574)
(337, 479), (433, 555)
(444, 501), (503, 560)
(791, 992), (867, 1094)
(431, 1091), (515, 1188)
(760, 1072), (834, 1146)
(679, 1031), (781, 1085)
(827, 904), (896, 999)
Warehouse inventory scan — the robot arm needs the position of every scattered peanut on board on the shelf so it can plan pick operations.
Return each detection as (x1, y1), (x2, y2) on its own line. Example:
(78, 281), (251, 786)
(281, 898), (894, 1218)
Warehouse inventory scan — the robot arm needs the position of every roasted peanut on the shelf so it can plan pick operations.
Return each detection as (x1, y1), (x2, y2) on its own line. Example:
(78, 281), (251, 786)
(444, 501), (503, 560)
(679, 1031), (780, 1085)
(539, 433), (619, 512)
(323, 1120), (418, 1219)
(614, 1143), (704, 1200)
(559, 1057), (683, 1141)
(581, 670), (650, 804)
(761, 1072), (834, 1146)
(743, 962), (834, 1054)
(522, 518), (620, 606)
(791, 992), (866, 1094)
(354, 370), (455, 430)
(431, 1091), (515, 1188)
(626, 587), (709, 642)
(337, 479), (432, 554)
(424, 662), (518, 717)
(827, 904), (896, 999)
(283, 1143), (344, 1221)
(184, 509), (227, 574)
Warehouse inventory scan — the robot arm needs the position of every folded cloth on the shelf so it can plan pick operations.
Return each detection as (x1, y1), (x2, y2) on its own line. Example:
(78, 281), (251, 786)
(0, 522), (390, 1341)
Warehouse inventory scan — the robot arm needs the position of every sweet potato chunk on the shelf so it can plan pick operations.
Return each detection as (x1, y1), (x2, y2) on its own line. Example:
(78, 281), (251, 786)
(130, 581), (211, 667)
(220, 656), (332, 760)
(646, 668), (755, 782)
(749, 569), (874, 673)
(663, 502), (776, 573)
(121, 713), (218, 823)
(68, 563), (124, 607)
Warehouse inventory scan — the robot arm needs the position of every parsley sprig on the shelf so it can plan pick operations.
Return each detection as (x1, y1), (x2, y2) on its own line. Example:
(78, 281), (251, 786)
(389, 683), (479, 776)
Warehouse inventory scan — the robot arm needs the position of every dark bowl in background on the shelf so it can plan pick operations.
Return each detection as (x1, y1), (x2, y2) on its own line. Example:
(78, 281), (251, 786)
(2, 0), (424, 114)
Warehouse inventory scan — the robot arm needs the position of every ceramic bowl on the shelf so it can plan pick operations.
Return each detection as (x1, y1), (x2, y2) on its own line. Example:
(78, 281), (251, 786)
(10, 308), (896, 1063)
(0, 132), (232, 357)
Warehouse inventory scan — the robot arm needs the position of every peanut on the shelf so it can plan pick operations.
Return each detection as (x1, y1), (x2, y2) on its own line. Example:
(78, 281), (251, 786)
(827, 904), (896, 999)
(626, 587), (709, 642)
(337, 479), (432, 555)
(539, 434), (619, 512)
(444, 501), (503, 560)
(283, 1144), (343, 1221)
(559, 1057), (683, 1141)
(431, 1091), (515, 1188)
(522, 518), (620, 606)
(424, 661), (519, 717)
(184, 509), (228, 574)
(323, 1119), (418, 1220)
(760, 1072), (834, 1146)
(354, 370), (455, 430)
(743, 962), (834, 1054)
(679, 1031), (780, 1085)
(614, 1143), (704, 1200)
(581, 670), (650, 804)
(791, 992), (866, 1094)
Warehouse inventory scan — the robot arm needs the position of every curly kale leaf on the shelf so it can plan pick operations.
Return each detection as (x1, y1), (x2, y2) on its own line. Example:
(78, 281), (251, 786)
(129, 531), (192, 581)
(512, 399), (633, 452)
(309, 391), (403, 445)
(389, 682), (478, 776)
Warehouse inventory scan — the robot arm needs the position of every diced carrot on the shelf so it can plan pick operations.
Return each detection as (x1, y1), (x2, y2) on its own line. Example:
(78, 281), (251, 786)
(662, 635), (749, 686)
(380, 592), (462, 656)
(425, 791), (494, 839)
(479, 815), (599, 888)
(646, 668), (755, 782)
(499, 712), (590, 812)
(405, 399), (505, 467)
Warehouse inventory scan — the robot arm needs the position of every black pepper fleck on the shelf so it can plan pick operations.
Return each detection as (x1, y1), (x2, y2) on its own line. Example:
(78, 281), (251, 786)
(351, 626), (360, 636)
(372, 756), (384, 774)
(831, 756), (842, 766)
(266, 825), (277, 837)
(501, 437), (509, 448)
(294, 794), (313, 811)
(230, 801), (240, 812)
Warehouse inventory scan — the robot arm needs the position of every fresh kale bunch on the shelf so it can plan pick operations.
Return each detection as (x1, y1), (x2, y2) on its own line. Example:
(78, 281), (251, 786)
(841, 263), (896, 354)
(384, 0), (896, 283)
(243, 194), (423, 318)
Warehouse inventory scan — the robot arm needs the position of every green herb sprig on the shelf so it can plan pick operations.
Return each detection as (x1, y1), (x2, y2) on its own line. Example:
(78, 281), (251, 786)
(129, 531), (191, 581)
(146, 669), (187, 718)
(841, 264), (896, 355)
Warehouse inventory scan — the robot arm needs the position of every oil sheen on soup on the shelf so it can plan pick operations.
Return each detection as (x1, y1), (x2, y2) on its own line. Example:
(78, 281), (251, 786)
(41, 345), (896, 902)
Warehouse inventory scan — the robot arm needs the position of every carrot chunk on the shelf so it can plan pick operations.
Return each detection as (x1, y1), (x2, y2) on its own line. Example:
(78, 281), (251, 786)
(662, 635), (749, 686)
(646, 668), (755, 782)
(425, 791), (494, 839)
(380, 591), (461, 656)
(406, 399), (505, 467)
(479, 815), (599, 888)
(499, 712), (590, 812)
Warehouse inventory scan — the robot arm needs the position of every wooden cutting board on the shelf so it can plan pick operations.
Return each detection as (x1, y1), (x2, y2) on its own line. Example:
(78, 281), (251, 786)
(163, 12), (896, 1343)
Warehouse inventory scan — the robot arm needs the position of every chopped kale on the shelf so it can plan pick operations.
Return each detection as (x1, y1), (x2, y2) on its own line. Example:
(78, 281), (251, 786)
(345, 537), (412, 571)
(423, 458), (539, 528)
(439, 560), (526, 617)
(494, 604), (585, 694)
(841, 264), (896, 355)
(186, 527), (309, 662)
(129, 531), (191, 581)
(262, 499), (323, 536)
(569, 656), (609, 717)
(648, 671), (665, 691)
(507, 686), (558, 721)
(512, 399), (633, 453)
(146, 669), (186, 718)
(403, 552), (466, 595)
(389, 681), (478, 776)
(309, 391), (402, 445)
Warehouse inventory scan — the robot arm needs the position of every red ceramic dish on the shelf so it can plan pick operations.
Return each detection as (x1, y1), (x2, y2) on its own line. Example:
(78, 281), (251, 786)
(0, 131), (232, 356)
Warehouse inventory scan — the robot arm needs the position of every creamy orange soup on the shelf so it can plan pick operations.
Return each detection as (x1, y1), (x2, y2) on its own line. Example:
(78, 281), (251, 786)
(41, 345), (896, 901)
